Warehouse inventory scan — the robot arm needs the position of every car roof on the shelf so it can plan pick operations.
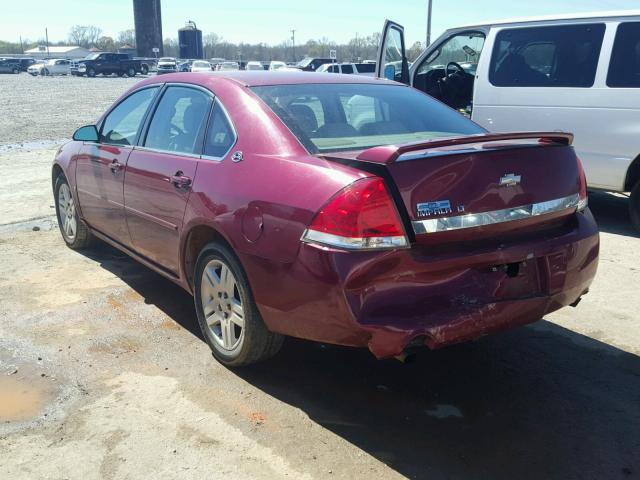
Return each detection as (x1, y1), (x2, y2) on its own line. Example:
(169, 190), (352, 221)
(142, 71), (391, 87)
(454, 8), (640, 29)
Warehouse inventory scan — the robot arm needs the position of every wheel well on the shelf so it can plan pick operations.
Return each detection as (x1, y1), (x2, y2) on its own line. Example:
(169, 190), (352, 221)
(183, 225), (234, 290)
(625, 154), (640, 192)
(52, 163), (64, 189)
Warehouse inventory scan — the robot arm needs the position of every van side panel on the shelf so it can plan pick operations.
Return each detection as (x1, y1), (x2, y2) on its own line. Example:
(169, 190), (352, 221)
(472, 20), (640, 192)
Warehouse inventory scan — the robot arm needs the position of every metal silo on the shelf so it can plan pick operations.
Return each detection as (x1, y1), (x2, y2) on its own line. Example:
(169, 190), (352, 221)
(133, 0), (163, 57)
(179, 21), (203, 59)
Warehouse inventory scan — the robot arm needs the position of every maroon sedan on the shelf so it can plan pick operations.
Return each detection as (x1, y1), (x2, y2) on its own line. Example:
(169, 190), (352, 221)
(52, 72), (599, 366)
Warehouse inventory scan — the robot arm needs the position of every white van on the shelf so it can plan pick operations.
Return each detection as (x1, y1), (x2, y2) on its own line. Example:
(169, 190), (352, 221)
(316, 62), (377, 77)
(376, 11), (640, 230)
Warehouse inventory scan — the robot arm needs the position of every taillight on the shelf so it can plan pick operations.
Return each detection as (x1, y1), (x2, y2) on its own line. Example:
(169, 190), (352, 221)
(576, 156), (588, 211)
(301, 177), (408, 250)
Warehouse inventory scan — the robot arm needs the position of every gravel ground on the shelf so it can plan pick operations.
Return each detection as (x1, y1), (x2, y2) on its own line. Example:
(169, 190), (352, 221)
(0, 74), (639, 480)
(0, 73), (142, 148)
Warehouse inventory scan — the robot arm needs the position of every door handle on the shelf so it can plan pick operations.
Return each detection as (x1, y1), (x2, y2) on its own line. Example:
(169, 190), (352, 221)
(170, 171), (192, 189)
(109, 159), (123, 173)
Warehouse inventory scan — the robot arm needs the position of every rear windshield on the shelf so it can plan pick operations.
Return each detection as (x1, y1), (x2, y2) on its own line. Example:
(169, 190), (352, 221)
(251, 83), (484, 154)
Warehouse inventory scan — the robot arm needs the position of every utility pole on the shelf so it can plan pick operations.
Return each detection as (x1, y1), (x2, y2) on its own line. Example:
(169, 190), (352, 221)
(290, 29), (296, 62)
(19, 36), (24, 54)
(45, 28), (50, 58)
(426, 0), (433, 47)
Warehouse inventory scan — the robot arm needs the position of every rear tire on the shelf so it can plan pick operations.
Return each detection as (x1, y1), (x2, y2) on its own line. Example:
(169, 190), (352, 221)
(194, 242), (283, 367)
(54, 174), (93, 249)
(630, 182), (640, 233)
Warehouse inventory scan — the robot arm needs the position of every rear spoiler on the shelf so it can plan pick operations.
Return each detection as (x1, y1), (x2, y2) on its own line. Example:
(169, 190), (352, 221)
(356, 132), (574, 165)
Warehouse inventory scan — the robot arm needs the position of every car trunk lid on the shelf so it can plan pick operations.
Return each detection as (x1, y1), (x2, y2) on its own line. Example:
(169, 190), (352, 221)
(321, 132), (583, 244)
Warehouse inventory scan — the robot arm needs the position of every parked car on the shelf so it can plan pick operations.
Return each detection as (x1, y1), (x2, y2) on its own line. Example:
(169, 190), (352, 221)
(219, 61), (239, 71)
(76, 52), (149, 77)
(178, 60), (193, 72)
(190, 60), (213, 72)
(377, 10), (640, 231)
(316, 62), (376, 77)
(53, 71), (598, 367)
(268, 61), (287, 71)
(245, 61), (263, 71)
(27, 59), (71, 76)
(6, 57), (36, 72)
(295, 57), (333, 71)
(156, 57), (178, 75)
(0, 58), (21, 74)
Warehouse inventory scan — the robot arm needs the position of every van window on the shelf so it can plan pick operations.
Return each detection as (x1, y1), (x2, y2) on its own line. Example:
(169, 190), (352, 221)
(607, 22), (640, 88)
(356, 63), (376, 73)
(489, 24), (605, 87)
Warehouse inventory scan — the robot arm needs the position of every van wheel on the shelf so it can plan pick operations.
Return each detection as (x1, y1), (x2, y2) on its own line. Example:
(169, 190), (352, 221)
(630, 182), (640, 233)
(194, 242), (284, 367)
(54, 174), (93, 249)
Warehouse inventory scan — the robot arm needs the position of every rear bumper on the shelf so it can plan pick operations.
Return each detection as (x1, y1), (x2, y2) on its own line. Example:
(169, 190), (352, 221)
(247, 209), (599, 358)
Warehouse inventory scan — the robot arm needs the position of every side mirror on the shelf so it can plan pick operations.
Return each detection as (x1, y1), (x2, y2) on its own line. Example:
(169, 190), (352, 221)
(73, 125), (98, 142)
(383, 64), (396, 80)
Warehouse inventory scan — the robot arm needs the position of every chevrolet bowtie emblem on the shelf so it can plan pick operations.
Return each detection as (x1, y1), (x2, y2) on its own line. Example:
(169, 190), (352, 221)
(499, 173), (521, 187)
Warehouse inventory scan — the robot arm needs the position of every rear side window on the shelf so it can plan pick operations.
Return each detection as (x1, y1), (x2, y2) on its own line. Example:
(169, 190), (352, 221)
(144, 86), (212, 155)
(203, 102), (236, 159)
(490, 23), (605, 87)
(341, 64), (354, 74)
(608, 22), (640, 87)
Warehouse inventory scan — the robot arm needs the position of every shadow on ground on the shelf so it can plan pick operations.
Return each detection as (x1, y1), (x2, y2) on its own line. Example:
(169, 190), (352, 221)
(79, 240), (640, 480)
(588, 191), (638, 237)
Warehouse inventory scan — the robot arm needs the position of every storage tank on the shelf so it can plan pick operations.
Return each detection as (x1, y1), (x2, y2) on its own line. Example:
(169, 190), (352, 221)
(133, 0), (163, 57)
(179, 21), (203, 59)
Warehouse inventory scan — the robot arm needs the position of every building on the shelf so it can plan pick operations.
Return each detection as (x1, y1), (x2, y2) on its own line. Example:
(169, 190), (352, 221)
(133, 0), (163, 57)
(178, 21), (203, 59)
(24, 45), (91, 59)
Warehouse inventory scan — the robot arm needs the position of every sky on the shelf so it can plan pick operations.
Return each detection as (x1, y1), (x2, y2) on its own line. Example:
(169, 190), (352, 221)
(1, 0), (639, 46)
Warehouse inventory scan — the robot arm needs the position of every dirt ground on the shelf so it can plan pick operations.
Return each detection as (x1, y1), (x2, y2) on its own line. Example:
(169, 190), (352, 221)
(0, 74), (639, 480)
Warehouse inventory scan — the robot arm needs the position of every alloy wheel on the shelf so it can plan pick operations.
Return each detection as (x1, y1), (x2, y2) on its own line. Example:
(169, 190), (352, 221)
(200, 259), (245, 352)
(58, 183), (77, 241)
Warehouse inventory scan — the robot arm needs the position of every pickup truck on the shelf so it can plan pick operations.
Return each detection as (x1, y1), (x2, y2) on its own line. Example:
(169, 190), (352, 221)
(73, 53), (149, 77)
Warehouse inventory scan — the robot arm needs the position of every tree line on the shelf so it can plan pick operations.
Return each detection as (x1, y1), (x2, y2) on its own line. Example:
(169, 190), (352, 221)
(0, 25), (424, 63)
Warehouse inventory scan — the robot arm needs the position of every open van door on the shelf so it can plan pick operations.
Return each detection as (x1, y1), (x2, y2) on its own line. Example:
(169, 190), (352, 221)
(376, 20), (410, 84)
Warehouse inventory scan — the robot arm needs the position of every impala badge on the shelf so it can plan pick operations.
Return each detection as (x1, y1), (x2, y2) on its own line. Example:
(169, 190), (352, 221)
(417, 200), (452, 218)
(499, 173), (521, 187)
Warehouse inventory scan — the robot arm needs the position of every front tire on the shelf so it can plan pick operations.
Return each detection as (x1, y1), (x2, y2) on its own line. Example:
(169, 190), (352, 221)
(194, 242), (283, 367)
(12, 68), (19, 74)
(126, 67), (136, 77)
(630, 182), (640, 233)
(87, 68), (96, 78)
(141, 64), (149, 75)
(42, 68), (49, 76)
(54, 174), (93, 249)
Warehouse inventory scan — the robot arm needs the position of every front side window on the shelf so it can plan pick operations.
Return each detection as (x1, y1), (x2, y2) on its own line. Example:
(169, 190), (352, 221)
(252, 83), (484, 154)
(203, 102), (236, 158)
(144, 86), (212, 155)
(608, 22), (640, 87)
(490, 23), (605, 87)
(417, 32), (485, 75)
(100, 87), (159, 146)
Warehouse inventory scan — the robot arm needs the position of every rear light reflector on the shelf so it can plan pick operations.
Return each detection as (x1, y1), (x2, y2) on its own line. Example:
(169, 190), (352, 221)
(301, 177), (408, 250)
(576, 156), (588, 211)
